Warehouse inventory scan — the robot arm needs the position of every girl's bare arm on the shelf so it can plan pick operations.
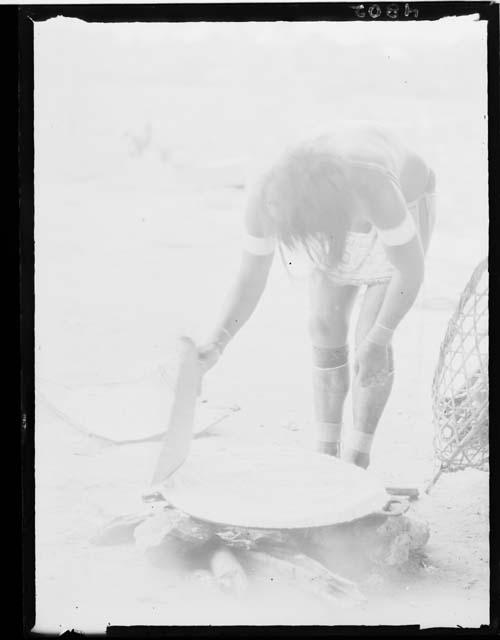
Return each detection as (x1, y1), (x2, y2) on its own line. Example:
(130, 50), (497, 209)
(203, 182), (275, 357)
(209, 251), (274, 351)
(357, 167), (426, 339)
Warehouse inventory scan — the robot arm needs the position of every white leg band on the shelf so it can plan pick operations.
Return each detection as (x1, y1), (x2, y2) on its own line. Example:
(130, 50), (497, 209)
(343, 430), (374, 455)
(313, 362), (349, 371)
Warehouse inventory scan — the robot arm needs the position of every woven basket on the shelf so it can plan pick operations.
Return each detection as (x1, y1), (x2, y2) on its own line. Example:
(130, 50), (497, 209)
(431, 258), (488, 472)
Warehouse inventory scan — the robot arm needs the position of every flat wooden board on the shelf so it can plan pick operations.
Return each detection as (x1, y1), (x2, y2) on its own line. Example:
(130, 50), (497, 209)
(160, 444), (389, 529)
(37, 353), (226, 443)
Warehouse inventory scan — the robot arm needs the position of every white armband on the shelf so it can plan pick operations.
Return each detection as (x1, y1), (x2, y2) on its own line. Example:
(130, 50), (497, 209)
(242, 233), (276, 256)
(376, 211), (417, 247)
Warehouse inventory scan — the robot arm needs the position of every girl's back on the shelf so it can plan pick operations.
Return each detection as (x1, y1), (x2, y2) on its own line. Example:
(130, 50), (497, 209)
(311, 122), (430, 202)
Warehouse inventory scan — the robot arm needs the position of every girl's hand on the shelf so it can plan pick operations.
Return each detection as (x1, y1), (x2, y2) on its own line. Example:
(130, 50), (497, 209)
(197, 343), (222, 374)
(355, 340), (391, 387)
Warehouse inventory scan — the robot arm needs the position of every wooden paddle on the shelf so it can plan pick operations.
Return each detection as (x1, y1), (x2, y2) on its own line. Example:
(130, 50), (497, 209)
(150, 336), (202, 486)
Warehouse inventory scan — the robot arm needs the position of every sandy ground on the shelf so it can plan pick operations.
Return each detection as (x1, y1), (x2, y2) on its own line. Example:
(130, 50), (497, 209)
(32, 17), (489, 632)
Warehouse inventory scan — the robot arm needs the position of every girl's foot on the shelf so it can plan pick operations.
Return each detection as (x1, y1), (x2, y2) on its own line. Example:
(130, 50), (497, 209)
(316, 441), (340, 457)
(342, 448), (370, 469)
(342, 429), (373, 469)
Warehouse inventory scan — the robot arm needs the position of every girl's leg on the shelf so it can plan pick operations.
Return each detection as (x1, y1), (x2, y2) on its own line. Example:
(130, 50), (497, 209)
(309, 270), (359, 456)
(343, 282), (394, 468)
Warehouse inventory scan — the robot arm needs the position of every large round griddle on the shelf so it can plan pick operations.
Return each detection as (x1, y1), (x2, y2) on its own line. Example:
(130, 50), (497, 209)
(160, 445), (389, 529)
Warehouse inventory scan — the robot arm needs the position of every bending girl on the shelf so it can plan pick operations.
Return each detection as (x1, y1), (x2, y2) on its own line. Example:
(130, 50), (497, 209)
(198, 122), (436, 469)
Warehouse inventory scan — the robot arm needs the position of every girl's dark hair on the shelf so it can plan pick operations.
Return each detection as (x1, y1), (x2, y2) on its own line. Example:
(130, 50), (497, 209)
(264, 143), (353, 270)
